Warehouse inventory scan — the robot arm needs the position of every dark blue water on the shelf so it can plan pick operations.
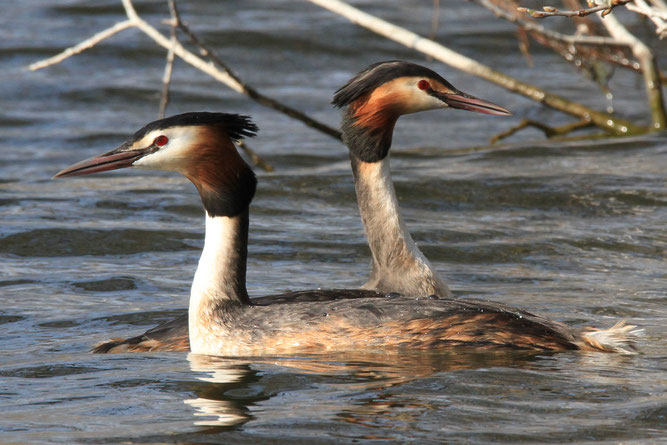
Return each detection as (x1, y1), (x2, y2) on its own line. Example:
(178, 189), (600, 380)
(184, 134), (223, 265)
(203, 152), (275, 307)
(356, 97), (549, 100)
(1, 1), (665, 443)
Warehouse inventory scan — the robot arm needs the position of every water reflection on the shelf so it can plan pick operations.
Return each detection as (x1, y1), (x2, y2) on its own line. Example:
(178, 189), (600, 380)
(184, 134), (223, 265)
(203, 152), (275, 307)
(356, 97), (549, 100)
(184, 350), (547, 430)
(185, 354), (259, 428)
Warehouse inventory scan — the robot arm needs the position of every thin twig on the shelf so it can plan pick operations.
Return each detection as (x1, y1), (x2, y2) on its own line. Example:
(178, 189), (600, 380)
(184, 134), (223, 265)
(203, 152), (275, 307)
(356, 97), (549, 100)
(28, 20), (134, 71)
(490, 118), (594, 143)
(430, 0), (440, 39)
(123, 0), (342, 141)
(162, 0), (274, 169)
(306, 0), (643, 135)
(626, 0), (667, 37)
(477, 0), (664, 80)
(237, 140), (274, 172)
(473, 0), (626, 46)
(167, 3), (342, 140)
(29, 0), (342, 141)
(158, 0), (178, 119)
(518, 0), (636, 18)
(426, 0), (440, 61)
(595, 8), (666, 129)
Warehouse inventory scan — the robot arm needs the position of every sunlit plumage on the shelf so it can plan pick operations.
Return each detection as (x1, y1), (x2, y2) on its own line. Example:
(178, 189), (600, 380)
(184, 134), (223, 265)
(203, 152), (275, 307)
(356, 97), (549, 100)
(55, 62), (639, 355)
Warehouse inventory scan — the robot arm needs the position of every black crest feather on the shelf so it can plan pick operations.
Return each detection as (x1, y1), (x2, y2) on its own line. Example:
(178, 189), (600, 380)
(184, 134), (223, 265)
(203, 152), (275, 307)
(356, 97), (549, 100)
(332, 60), (455, 108)
(132, 112), (258, 142)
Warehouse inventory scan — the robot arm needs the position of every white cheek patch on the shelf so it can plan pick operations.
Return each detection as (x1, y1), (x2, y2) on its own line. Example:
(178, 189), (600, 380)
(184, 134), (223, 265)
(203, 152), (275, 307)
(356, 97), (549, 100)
(132, 127), (200, 171)
(394, 78), (447, 115)
(403, 93), (446, 115)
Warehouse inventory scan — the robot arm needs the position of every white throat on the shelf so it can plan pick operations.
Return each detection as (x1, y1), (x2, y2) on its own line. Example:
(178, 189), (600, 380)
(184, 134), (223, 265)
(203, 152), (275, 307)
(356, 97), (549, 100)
(189, 212), (248, 353)
(353, 156), (451, 298)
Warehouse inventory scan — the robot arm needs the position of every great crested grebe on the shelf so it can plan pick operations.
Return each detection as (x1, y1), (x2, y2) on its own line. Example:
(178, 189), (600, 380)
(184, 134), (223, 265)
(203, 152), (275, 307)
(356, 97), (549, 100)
(56, 113), (638, 354)
(333, 60), (513, 298)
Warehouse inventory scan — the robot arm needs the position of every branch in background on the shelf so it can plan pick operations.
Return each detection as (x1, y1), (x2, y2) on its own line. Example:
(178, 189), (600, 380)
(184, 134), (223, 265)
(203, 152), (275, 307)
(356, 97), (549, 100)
(27, 0), (662, 147)
(27, 20), (133, 71)
(473, 0), (639, 94)
(625, 0), (667, 38)
(158, 0), (178, 119)
(510, 0), (665, 129)
(474, 0), (638, 82)
(594, 9), (666, 129)
(477, 0), (665, 128)
(27, 0), (345, 170)
(306, 0), (643, 135)
(474, 0), (651, 78)
(166, 1), (342, 141)
(425, 0), (440, 62)
(473, 0), (625, 46)
(428, 0), (440, 41)
(237, 140), (274, 172)
(518, 0), (666, 38)
(518, 0), (636, 18)
(490, 119), (595, 143)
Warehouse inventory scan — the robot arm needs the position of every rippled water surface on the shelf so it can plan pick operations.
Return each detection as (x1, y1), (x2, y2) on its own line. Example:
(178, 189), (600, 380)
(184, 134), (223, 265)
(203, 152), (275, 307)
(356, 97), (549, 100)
(1, 1), (666, 443)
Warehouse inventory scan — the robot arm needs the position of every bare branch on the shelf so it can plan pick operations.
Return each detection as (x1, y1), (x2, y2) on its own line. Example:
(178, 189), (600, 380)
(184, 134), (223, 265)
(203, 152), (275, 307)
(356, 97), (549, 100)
(28, 0), (331, 170)
(490, 119), (594, 143)
(518, 0), (636, 18)
(237, 140), (274, 172)
(595, 9), (666, 128)
(158, 0), (179, 119)
(474, 0), (626, 46)
(306, 0), (643, 135)
(429, 0), (440, 41)
(167, 4), (342, 140)
(121, 0), (340, 139)
(28, 20), (134, 71)
(163, 0), (275, 169)
(625, 0), (667, 37)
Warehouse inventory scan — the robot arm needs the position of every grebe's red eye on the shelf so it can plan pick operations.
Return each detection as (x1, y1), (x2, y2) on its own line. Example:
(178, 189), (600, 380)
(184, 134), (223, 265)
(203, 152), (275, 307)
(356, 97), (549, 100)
(417, 80), (430, 90)
(154, 135), (169, 146)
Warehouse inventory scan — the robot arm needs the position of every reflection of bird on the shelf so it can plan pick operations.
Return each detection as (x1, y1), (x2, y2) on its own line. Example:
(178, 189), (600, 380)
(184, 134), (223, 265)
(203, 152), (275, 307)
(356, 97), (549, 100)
(185, 354), (255, 428)
(56, 64), (638, 355)
(183, 349), (542, 430)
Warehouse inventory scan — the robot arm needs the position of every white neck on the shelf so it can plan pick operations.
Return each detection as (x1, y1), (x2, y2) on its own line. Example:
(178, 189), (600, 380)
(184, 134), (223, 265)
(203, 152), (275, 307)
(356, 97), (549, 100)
(189, 211), (249, 353)
(351, 155), (451, 298)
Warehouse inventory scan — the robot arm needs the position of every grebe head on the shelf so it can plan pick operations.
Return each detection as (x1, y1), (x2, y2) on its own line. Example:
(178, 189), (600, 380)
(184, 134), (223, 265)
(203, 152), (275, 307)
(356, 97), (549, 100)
(333, 61), (511, 162)
(333, 60), (511, 116)
(54, 112), (258, 217)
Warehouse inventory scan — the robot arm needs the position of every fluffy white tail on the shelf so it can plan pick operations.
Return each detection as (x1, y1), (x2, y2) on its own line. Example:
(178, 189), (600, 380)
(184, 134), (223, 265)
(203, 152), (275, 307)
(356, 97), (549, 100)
(581, 320), (643, 354)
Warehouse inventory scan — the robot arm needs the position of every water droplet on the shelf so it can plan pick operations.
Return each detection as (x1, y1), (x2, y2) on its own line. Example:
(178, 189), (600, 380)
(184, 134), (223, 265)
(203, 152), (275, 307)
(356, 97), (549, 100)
(605, 91), (614, 114)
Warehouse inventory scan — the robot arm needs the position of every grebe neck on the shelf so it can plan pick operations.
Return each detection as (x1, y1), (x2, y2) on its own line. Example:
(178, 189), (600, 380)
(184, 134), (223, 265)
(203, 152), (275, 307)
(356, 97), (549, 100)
(343, 107), (451, 298)
(350, 155), (450, 298)
(189, 210), (250, 351)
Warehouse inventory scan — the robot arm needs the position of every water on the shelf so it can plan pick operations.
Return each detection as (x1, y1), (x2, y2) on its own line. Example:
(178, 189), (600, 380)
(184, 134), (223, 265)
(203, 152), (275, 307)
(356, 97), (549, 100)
(1, 1), (666, 443)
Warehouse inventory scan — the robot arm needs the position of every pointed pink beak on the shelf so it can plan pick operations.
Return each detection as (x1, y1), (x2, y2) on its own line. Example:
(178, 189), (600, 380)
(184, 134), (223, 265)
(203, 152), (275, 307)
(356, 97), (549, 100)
(440, 91), (511, 116)
(54, 144), (145, 178)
